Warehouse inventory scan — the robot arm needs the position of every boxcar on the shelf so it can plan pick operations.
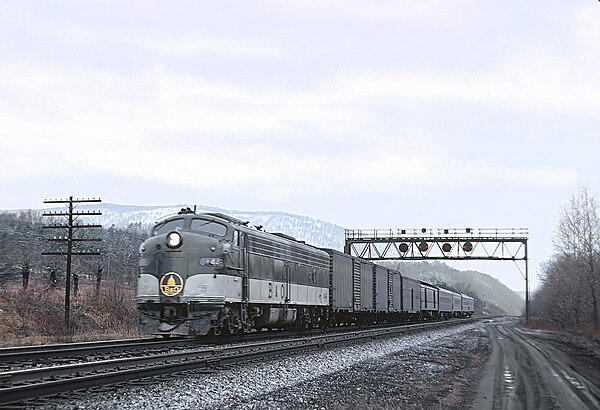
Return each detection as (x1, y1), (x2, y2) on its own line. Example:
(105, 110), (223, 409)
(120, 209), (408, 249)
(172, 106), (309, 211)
(374, 265), (389, 313)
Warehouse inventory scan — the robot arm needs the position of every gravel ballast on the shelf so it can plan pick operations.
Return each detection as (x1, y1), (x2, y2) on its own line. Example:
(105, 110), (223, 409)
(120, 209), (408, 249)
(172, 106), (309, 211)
(63, 322), (490, 409)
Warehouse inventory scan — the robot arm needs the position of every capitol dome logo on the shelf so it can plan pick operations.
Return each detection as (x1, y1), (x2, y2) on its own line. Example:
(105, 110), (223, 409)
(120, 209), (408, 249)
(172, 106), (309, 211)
(159, 272), (184, 296)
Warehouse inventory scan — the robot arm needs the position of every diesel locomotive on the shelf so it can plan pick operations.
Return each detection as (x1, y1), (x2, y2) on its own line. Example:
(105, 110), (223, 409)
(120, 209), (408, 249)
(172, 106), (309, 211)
(136, 210), (474, 337)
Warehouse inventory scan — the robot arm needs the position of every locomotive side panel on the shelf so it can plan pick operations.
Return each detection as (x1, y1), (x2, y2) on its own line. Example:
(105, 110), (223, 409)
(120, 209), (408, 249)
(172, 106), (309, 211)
(245, 233), (329, 307)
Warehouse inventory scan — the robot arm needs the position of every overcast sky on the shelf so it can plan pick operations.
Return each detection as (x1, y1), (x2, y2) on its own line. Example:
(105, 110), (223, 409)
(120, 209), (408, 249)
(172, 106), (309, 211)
(2, 1), (599, 291)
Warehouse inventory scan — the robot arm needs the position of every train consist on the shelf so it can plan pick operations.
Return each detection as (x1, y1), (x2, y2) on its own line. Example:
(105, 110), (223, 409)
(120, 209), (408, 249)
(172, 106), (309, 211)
(137, 211), (474, 336)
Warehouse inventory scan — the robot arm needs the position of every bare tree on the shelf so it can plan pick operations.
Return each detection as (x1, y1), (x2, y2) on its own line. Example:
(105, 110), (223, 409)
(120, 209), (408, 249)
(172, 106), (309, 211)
(95, 264), (103, 298)
(553, 188), (600, 326)
(21, 261), (30, 289)
(535, 255), (584, 327)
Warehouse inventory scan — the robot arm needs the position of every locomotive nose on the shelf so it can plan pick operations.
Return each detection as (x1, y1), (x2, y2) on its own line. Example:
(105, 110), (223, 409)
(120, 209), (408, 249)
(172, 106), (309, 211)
(141, 232), (225, 276)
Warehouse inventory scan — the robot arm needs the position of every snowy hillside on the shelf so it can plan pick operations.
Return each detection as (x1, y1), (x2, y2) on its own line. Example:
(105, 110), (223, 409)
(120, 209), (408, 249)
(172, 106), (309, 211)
(37, 203), (346, 251)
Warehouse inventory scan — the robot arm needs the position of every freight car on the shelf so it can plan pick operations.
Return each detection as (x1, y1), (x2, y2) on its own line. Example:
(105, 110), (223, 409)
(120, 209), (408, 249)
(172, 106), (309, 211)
(136, 211), (474, 336)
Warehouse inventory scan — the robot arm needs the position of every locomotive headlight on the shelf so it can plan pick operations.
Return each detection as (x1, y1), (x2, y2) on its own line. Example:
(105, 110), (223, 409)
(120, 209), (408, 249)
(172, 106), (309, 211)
(166, 231), (182, 248)
(200, 257), (224, 267)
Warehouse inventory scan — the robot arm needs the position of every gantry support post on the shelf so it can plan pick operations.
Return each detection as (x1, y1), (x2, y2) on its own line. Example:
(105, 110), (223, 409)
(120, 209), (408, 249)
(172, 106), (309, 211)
(525, 239), (529, 322)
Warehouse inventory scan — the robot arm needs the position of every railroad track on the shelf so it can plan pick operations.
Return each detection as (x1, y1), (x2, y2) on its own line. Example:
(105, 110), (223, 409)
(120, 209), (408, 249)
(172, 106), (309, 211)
(0, 318), (475, 406)
(0, 337), (193, 363)
(0, 320), (441, 368)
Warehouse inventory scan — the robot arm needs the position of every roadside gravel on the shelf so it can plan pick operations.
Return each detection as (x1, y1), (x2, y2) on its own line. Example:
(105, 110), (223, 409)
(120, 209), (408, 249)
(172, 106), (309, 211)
(61, 321), (490, 409)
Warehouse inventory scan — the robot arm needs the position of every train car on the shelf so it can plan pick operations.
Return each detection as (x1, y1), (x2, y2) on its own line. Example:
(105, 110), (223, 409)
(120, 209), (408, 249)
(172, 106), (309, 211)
(322, 248), (355, 325)
(137, 211), (330, 336)
(452, 292), (462, 317)
(322, 249), (394, 325)
(401, 275), (421, 320)
(355, 258), (375, 314)
(374, 264), (389, 314)
(420, 282), (439, 319)
(438, 288), (453, 319)
(388, 268), (402, 316)
(461, 294), (475, 317)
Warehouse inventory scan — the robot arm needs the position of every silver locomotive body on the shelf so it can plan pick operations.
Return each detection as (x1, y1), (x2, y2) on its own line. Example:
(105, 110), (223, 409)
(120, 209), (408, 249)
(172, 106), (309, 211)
(137, 211), (329, 336)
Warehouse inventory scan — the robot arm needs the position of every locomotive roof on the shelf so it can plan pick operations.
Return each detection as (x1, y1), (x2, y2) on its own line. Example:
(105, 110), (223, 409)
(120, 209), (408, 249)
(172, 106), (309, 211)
(202, 212), (246, 225)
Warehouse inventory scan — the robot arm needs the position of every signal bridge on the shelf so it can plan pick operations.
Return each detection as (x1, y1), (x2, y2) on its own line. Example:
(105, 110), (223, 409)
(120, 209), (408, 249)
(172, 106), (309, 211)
(344, 226), (530, 320)
(343, 227), (528, 261)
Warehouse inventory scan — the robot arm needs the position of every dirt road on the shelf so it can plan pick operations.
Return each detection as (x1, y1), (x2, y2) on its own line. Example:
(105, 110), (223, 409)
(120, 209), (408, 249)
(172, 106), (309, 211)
(472, 317), (600, 409)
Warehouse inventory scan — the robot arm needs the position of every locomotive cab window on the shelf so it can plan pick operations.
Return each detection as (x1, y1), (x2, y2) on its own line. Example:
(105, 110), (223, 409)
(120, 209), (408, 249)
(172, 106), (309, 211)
(233, 229), (246, 247)
(153, 218), (185, 235)
(190, 219), (227, 237)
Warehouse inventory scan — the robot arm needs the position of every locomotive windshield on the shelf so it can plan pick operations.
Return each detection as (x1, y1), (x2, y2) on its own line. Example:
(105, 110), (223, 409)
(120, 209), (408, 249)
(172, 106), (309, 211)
(190, 218), (227, 237)
(153, 218), (185, 235)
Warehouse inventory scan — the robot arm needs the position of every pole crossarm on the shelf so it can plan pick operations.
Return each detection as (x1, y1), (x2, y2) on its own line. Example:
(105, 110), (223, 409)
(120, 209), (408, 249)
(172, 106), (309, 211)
(42, 224), (103, 229)
(41, 196), (103, 325)
(46, 238), (102, 242)
(42, 211), (103, 217)
(344, 227), (528, 261)
(44, 198), (102, 204)
(42, 251), (102, 256)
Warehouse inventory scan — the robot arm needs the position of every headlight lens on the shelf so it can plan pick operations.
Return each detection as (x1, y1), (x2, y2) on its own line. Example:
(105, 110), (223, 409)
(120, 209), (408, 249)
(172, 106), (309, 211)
(166, 231), (182, 248)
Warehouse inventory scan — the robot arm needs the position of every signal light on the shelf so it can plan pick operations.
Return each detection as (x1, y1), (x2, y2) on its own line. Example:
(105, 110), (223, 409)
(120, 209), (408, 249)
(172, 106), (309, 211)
(462, 241), (473, 252)
(418, 241), (428, 252)
(399, 243), (409, 253)
(442, 243), (452, 253)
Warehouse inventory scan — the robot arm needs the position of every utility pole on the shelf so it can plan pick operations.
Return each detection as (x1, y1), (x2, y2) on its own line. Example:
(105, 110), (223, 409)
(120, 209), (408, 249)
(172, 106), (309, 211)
(42, 196), (102, 325)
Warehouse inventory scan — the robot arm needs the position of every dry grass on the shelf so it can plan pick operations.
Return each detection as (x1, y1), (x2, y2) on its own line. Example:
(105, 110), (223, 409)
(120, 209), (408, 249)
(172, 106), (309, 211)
(522, 319), (563, 332)
(522, 318), (600, 358)
(524, 319), (600, 339)
(0, 280), (142, 347)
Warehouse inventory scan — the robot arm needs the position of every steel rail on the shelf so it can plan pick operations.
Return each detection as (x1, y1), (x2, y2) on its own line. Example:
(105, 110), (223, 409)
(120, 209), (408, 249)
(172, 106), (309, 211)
(0, 319), (449, 363)
(0, 337), (193, 362)
(0, 318), (476, 406)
